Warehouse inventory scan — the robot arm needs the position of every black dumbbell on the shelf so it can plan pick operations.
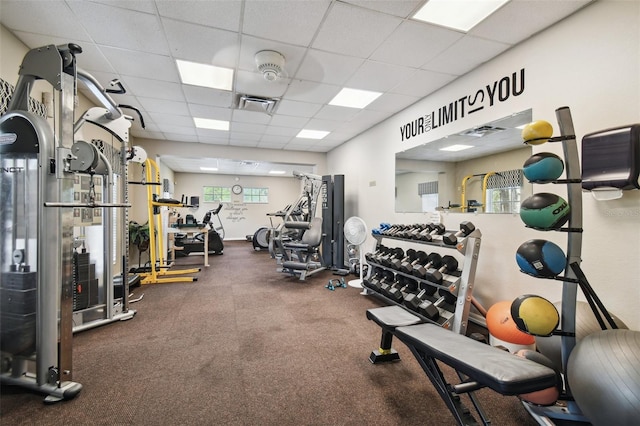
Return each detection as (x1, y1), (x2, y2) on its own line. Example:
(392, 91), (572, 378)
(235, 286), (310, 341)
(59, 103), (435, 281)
(363, 268), (385, 291)
(390, 248), (417, 270)
(365, 269), (394, 293)
(442, 221), (476, 245)
(403, 287), (440, 320)
(412, 252), (443, 279)
(377, 270), (397, 295)
(407, 224), (429, 240)
(425, 255), (459, 284)
(410, 223), (435, 241)
(364, 245), (389, 263)
(399, 224), (423, 239)
(379, 248), (404, 268)
(399, 250), (429, 274)
(387, 275), (410, 302)
(438, 288), (457, 306)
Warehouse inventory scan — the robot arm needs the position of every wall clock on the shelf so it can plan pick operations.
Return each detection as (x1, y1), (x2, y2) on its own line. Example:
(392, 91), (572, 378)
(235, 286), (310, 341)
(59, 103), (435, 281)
(232, 184), (243, 195)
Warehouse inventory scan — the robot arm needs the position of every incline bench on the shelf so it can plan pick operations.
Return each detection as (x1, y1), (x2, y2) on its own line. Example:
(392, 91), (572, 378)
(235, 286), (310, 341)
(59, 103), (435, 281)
(366, 306), (558, 426)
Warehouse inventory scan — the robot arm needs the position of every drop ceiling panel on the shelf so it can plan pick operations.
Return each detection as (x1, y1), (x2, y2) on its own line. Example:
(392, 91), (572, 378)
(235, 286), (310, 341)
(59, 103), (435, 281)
(312, 1), (403, 58)
(295, 49), (364, 85)
(162, 19), (240, 67)
(0, 0), (596, 175)
(117, 76), (184, 102)
(370, 20), (464, 68)
(343, 0), (423, 18)
(100, 47), (180, 83)
(470, 0), (593, 44)
(423, 36), (511, 75)
(68, 1), (169, 56)
(390, 69), (457, 97)
(1, 1), (92, 42)
(156, 0), (242, 31)
(346, 60), (417, 92)
(183, 86), (234, 108)
(314, 105), (360, 122)
(242, 0), (331, 46)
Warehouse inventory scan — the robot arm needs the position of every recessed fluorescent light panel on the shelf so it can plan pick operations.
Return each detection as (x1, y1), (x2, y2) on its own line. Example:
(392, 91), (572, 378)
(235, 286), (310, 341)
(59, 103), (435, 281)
(413, 0), (510, 32)
(200, 166), (218, 171)
(440, 144), (474, 152)
(269, 170), (286, 175)
(176, 59), (233, 90)
(194, 117), (229, 131)
(329, 88), (382, 109)
(296, 129), (330, 139)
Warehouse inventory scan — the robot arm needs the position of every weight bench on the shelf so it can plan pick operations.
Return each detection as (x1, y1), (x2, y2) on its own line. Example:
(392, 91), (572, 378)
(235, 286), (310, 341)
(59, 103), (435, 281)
(367, 306), (558, 425)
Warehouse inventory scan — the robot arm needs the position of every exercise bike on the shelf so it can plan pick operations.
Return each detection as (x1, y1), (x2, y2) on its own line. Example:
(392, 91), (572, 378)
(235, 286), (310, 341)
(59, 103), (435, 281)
(173, 204), (224, 256)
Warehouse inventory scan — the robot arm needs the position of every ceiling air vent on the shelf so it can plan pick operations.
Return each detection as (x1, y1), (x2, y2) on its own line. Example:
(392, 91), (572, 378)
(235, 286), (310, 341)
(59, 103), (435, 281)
(461, 125), (506, 137)
(237, 95), (279, 115)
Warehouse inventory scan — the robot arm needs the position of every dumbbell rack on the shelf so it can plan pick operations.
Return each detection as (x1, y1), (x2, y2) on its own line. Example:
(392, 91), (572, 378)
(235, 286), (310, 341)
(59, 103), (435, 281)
(366, 226), (482, 335)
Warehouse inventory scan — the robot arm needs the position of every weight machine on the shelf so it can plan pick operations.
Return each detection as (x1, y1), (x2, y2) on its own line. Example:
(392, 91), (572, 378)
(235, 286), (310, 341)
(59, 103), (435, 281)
(0, 43), (136, 401)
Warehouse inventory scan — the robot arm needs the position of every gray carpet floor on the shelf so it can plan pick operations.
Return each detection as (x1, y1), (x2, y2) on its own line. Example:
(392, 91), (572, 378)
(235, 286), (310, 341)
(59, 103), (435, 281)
(1, 240), (538, 425)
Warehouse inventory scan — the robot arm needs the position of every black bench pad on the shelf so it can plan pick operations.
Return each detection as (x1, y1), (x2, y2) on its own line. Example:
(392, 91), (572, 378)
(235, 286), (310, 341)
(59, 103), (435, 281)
(366, 306), (422, 328)
(395, 323), (557, 395)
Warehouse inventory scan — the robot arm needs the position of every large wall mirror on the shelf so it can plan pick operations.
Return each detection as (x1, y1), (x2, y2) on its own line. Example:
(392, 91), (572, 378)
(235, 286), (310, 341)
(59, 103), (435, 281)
(395, 109), (533, 214)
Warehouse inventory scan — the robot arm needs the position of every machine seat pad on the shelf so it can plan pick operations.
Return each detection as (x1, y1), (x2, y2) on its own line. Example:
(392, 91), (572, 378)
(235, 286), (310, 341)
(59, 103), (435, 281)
(366, 306), (422, 329)
(395, 323), (558, 395)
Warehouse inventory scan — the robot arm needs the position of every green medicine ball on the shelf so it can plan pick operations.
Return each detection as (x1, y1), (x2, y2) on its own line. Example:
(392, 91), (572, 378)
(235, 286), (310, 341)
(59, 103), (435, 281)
(520, 193), (570, 229)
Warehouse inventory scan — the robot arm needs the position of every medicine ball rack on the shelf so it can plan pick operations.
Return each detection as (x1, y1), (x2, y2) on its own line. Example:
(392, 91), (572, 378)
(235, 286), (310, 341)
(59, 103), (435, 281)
(518, 106), (618, 424)
(365, 227), (482, 335)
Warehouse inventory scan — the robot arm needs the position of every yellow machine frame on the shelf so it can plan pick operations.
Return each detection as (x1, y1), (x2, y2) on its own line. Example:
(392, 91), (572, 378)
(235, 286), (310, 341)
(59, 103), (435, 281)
(139, 158), (200, 284)
(460, 172), (497, 213)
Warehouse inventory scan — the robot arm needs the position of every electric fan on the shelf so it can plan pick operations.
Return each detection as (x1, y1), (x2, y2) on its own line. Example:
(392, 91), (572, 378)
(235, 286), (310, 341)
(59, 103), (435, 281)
(343, 216), (368, 292)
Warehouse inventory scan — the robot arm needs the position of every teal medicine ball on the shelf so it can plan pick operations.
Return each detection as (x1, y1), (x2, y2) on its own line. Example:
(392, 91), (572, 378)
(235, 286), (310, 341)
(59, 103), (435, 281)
(523, 152), (564, 182)
(516, 239), (566, 278)
(520, 193), (570, 229)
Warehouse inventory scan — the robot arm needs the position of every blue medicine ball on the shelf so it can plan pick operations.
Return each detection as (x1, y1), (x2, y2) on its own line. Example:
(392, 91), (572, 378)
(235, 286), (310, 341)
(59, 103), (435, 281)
(516, 239), (566, 278)
(523, 152), (564, 182)
(520, 193), (570, 229)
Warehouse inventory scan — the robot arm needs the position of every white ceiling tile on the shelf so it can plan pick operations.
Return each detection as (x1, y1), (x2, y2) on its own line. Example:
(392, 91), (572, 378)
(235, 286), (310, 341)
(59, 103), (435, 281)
(370, 20), (464, 68)
(242, 0), (331, 46)
(188, 104), (232, 121)
(470, 0), (592, 44)
(1, 1), (92, 42)
(275, 100), (323, 118)
(229, 139), (260, 148)
(342, 0), (424, 18)
(268, 114), (309, 129)
(149, 112), (194, 128)
(121, 77), (185, 101)
(230, 122), (267, 134)
(390, 69), (457, 97)
(284, 81), (341, 104)
(257, 141), (288, 149)
(423, 36), (511, 75)
(314, 105), (360, 122)
(162, 19), (239, 68)
(162, 133), (199, 143)
(183, 86), (234, 108)
(100, 47), (180, 82)
(312, 1), (402, 58)
(68, 1), (170, 55)
(346, 109), (390, 129)
(366, 93), (420, 113)
(157, 0), (242, 32)
(137, 97), (190, 115)
(91, 0), (157, 14)
(260, 134), (292, 144)
(196, 128), (230, 140)
(232, 109), (272, 124)
(294, 49), (364, 85)
(263, 126), (299, 137)
(346, 60), (416, 92)
(304, 118), (342, 132)
(284, 142), (315, 151)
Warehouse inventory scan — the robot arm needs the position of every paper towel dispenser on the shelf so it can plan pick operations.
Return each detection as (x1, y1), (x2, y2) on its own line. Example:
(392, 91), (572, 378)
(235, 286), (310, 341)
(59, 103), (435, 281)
(581, 124), (640, 191)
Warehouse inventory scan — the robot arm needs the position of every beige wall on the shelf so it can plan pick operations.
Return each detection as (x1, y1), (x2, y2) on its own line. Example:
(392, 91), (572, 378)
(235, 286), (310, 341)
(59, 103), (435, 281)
(328, 1), (640, 330)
